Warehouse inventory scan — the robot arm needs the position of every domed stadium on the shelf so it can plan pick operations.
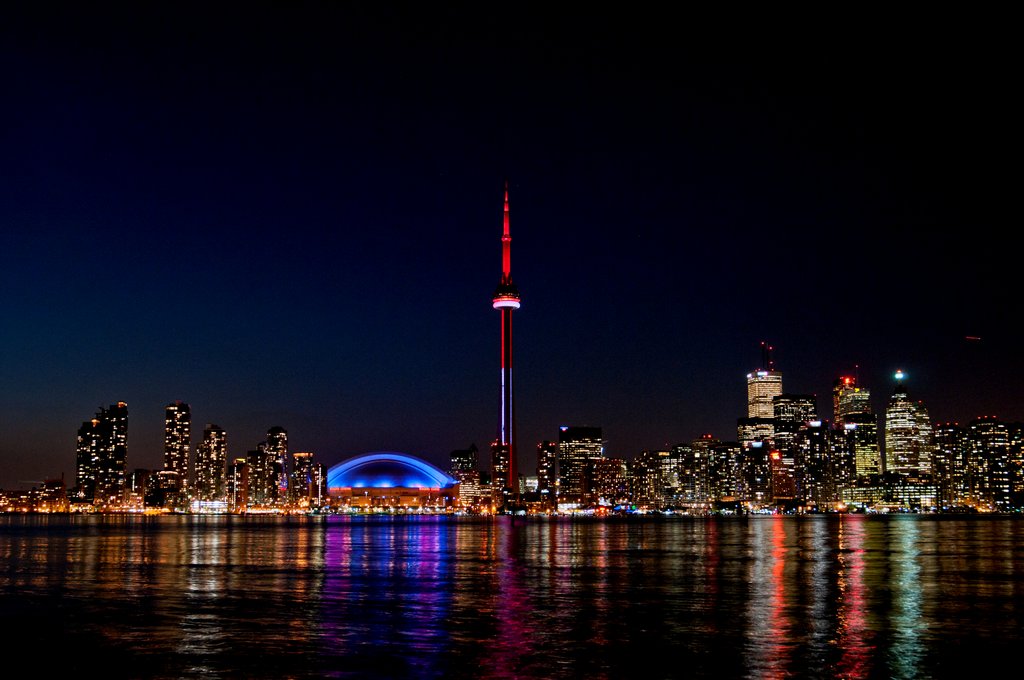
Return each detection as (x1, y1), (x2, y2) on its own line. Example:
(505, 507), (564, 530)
(326, 452), (458, 511)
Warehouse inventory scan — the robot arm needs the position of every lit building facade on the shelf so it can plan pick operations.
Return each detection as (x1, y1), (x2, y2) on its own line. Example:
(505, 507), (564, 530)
(228, 458), (248, 513)
(246, 444), (276, 508)
(592, 458), (628, 505)
(75, 402), (129, 507)
(163, 401), (191, 491)
(266, 426), (288, 503)
(195, 424), (227, 503)
(557, 426), (604, 505)
(536, 440), (559, 508)
(884, 373), (933, 479)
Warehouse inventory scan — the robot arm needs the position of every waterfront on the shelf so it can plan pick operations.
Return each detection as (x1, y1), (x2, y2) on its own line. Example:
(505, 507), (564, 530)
(2, 515), (1022, 678)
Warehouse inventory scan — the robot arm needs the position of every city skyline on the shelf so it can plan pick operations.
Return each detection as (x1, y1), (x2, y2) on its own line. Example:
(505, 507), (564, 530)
(1, 6), (1017, 488)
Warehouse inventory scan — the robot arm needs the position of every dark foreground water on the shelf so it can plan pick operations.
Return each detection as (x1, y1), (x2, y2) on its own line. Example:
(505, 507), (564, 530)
(2, 515), (1023, 679)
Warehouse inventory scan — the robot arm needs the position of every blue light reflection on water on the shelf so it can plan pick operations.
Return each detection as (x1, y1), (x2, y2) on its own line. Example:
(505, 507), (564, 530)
(2, 515), (1024, 678)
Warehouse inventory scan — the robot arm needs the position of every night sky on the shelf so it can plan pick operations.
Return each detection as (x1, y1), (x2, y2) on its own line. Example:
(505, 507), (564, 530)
(0, 5), (1017, 487)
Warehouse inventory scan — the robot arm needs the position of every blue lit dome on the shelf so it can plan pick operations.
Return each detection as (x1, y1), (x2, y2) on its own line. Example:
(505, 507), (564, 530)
(326, 452), (456, 489)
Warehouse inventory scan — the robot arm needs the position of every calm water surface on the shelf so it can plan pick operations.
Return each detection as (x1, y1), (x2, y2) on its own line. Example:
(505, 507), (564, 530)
(1, 515), (1022, 678)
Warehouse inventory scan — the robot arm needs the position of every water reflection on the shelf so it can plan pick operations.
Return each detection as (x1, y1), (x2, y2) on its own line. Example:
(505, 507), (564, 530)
(2, 515), (1024, 678)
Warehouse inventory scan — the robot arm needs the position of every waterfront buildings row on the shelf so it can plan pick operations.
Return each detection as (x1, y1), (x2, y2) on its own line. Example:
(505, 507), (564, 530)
(450, 361), (1023, 513)
(68, 401), (327, 513)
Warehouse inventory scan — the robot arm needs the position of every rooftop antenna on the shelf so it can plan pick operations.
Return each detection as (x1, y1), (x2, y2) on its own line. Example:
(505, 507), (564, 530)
(760, 341), (775, 372)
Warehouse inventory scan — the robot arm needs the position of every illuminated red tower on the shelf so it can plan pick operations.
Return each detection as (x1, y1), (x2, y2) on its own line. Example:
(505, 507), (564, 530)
(491, 181), (520, 506)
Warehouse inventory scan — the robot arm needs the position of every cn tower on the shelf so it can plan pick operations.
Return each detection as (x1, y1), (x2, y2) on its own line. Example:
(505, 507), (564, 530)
(491, 181), (520, 507)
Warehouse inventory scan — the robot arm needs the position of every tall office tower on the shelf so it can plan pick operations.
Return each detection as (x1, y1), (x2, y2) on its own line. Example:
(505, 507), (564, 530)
(246, 444), (276, 507)
(75, 418), (103, 502)
(557, 426), (604, 505)
(747, 342), (783, 419)
(714, 441), (742, 502)
(266, 426), (288, 503)
(796, 420), (835, 508)
(536, 441), (559, 508)
(490, 182), (521, 507)
(629, 449), (664, 508)
(162, 401), (191, 492)
(771, 394), (816, 502)
(968, 416), (1011, 511)
(591, 458), (628, 505)
(290, 452), (315, 506)
(227, 458), (249, 513)
(195, 424), (227, 503)
(738, 442), (772, 507)
(844, 412), (882, 479)
(89, 401), (128, 507)
(933, 422), (968, 507)
(884, 371), (933, 479)
(833, 376), (871, 427)
(739, 344), (783, 445)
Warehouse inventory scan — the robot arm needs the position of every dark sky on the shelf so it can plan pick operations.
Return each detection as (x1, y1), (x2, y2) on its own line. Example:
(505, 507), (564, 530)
(0, 5), (1017, 487)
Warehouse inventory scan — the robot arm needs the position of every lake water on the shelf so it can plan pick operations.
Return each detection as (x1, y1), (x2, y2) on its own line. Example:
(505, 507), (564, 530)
(1, 515), (1022, 678)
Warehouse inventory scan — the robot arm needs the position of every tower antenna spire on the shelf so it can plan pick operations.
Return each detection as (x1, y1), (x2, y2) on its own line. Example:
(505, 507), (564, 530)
(492, 180), (521, 510)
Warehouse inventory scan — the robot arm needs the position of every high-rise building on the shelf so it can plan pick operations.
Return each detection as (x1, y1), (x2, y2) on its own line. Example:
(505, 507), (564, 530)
(845, 412), (882, 480)
(771, 394), (816, 502)
(833, 376), (871, 427)
(228, 458), (248, 513)
(884, 371), (933, 479)
(557, 426), (604, 505)
(77, 402), (129, 507)
(968, 416), (1011, 511)
(629, 449), (663, 509)
(739, 343), (783, 445)
(747, 343), (783, 419)
(591, 458), (628, 505)
(738, 441), (772, 507)
(266, 426), (288, 503)
(163, 401), (191, 491)
(491, 182), (521, 508)
(75, 418), (103, 502)
(536, 441), (559, 508)
(933, 422), (967, 507)
(246, 444), (276, 507)
(290, 451), (316, 507)
(703, 437), (741, 502)
(195, 424), (227, 503)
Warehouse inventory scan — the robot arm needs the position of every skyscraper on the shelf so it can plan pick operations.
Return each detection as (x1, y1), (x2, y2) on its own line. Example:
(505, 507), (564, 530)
(195, 423), (227, 503)
(266, 426), (288, 503)
(228, 458), (248, 513)
(557, 426), (604, 505)
(246, 444), (275, 507)
(536, 441), (559, 508)
(290, 451), (315, 506)
(163, 401), (191, 491)
(833, 375), (871, 427)
(75, 419), (102, 503)
(491, 182), (521, 507)
(77, 402), (129, 507)
(884, 371), (933, 479)
(747, 343), (783, 419)
(739, 342), (783, 445)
